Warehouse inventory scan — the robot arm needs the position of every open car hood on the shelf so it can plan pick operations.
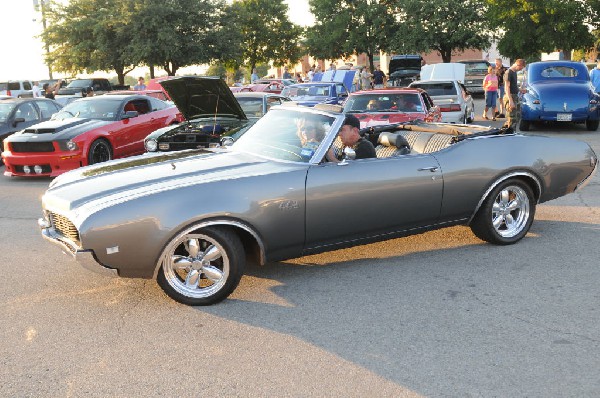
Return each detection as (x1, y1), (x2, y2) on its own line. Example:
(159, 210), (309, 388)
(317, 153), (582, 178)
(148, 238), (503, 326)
(312, 69), (356, 92)
(389, 55), (422, 76)
(160, 76), (247, 121)
(420, 63), (465, 82)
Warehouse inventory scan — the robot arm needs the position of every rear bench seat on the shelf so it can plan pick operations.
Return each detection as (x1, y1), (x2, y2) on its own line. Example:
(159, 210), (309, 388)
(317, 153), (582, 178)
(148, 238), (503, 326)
(374, 131), (455, 157)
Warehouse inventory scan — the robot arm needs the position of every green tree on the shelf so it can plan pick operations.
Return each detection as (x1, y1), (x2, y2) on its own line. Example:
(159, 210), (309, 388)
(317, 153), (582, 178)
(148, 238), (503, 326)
(486, 0), (594, 61)
(43, 0), (137, 84)
(385, 0), (491, 63)
(306, 0), (395, 70)
(127, 0), (239, 76)
(232, 0), (304, 71)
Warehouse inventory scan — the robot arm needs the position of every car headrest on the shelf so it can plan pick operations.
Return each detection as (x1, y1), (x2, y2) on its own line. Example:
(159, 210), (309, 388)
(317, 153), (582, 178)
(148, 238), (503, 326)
(378, 132), (410, 148)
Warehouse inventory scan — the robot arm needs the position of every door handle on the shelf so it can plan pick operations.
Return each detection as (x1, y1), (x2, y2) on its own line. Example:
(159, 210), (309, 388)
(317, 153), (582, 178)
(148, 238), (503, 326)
(418, 166), (439, 172)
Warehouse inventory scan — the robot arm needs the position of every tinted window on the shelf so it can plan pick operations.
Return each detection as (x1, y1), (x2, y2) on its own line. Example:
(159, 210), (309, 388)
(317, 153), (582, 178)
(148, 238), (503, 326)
(15, 103), (40, 122)
(23, 82), (32, 90)
(37, 100), (61, 118)
(411, 82), (457, 96)
(8, 82), (20, 90)
(461, 61), (490, 74)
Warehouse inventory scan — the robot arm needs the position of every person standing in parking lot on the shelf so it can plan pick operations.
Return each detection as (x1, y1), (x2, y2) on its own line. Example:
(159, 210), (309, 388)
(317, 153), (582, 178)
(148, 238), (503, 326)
(495, 58), (507, 117)
(133, 77), (146, 91)
(372, 65), (386, 88)
(503, 59), (526, 131)
(482, 65), (498, 120)
(32, 81), (42, 98)
(590, 61), (600, 93)
(43, 79), (61, 99)
(361, 66), (373, 90)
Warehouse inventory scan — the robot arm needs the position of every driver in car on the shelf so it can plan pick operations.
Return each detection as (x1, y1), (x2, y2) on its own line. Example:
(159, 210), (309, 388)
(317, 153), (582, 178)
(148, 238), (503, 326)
(326, 114), (376, 162)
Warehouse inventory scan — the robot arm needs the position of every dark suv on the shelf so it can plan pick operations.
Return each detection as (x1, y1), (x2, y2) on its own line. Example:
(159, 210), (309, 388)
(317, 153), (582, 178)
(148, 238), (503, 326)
(57, 78), (113, 96)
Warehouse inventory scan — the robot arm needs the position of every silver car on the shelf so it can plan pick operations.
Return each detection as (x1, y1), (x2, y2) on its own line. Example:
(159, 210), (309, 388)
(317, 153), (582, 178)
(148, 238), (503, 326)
(38, 94), (598, 305)
(409, 79), (475, 124)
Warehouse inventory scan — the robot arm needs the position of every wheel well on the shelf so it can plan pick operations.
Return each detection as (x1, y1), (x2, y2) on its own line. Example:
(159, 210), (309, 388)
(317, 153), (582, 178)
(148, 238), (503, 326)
(191, 223), (263, 267)
(469, 172), (541, 224)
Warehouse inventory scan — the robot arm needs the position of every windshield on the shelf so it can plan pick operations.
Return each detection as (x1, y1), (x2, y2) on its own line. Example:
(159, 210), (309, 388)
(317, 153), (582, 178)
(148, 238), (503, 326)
(66, 80), (93, 88)
(0, 102), (16, 123)
(233, 108), (336, 163)
(410, 82), (457, 96)
(343, 93), (422, 112)
(460, 61), (489, 75)
(282, 84), (332, 98)
(236, 97), (264, 117)
(51, 97), (121, 121)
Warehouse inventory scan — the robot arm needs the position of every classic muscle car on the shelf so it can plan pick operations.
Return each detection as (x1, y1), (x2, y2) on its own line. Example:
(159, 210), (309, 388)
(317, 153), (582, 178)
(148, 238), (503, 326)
(38, 105), (597, 305)
(519, 60), (600, 131)
(3, 94), (180, 177)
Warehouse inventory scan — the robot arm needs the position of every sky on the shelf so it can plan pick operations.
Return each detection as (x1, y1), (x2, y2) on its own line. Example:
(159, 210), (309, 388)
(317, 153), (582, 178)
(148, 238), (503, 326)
(0, 0), (314, 82)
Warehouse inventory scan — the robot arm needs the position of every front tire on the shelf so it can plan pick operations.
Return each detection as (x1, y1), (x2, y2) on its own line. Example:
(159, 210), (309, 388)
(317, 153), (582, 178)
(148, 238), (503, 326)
(470, 179), (536, 245)
(88, 139), (112, 165)
(586, 119), (599, 131)
(157, 226), (245, 305)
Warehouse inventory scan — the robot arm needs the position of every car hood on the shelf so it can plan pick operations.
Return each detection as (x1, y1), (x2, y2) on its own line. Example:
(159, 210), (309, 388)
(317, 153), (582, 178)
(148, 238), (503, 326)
(44, 149), (306, 214)
(160, 76), (247, 122)
(420, 63), (465, 82)
(389, 56), (422, 76)
(7, 118), (111, 141)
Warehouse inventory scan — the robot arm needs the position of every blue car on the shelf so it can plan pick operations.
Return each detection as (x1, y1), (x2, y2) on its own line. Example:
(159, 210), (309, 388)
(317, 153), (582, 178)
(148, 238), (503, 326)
(281, 69), (356, 107)
(519, 61), (600, 131)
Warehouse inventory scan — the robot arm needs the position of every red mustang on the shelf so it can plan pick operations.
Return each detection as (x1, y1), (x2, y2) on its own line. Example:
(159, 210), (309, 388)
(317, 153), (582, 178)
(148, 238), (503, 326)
(2, 94), (180, 177)
(342, 88), (442, 127)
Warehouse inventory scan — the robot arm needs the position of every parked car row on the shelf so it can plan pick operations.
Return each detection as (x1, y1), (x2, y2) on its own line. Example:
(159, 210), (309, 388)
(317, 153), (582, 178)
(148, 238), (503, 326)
(3, 59), (599, 178)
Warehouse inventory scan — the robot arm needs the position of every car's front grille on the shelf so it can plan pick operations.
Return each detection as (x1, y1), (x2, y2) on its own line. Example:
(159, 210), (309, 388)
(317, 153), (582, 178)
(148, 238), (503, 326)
(49, 212), (80, 245)
(10, 142), (55, 153)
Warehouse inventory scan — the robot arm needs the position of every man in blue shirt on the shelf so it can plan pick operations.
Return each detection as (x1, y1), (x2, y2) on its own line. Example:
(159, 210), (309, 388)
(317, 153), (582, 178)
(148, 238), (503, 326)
(590, 61), (600, 93)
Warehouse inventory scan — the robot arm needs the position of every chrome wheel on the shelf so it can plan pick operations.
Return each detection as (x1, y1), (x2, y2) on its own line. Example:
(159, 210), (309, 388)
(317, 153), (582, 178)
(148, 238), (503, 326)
(470, 179), (536, 245)
(157, 226), (244, 305)
(491, 185), (530, 238)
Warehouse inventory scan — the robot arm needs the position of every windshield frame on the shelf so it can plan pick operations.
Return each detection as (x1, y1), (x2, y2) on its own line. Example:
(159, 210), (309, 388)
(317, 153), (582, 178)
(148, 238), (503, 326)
(232, 106), (342, 164)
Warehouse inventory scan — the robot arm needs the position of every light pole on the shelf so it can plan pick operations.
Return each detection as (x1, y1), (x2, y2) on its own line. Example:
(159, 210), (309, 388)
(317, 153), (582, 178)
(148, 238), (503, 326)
(33, 0), (53, 79)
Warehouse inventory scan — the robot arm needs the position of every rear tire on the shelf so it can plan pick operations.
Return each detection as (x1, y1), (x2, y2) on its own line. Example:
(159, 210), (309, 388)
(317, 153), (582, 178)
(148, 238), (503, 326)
(586, 119), (599, 131)
(470, 179), (536, 245)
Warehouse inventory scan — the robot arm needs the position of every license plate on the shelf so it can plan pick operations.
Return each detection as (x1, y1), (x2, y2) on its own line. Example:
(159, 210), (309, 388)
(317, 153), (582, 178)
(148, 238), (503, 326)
(557, 113), (572, 121)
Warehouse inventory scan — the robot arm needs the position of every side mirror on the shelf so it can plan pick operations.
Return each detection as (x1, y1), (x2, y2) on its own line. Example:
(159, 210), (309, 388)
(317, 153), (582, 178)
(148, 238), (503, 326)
(12, 117), (25, 127)
(122, 111), (138, 119)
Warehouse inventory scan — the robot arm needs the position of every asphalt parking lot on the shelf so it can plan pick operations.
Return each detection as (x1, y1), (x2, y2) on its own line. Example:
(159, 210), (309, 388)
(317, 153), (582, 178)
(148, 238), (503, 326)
(1, 97), (599, 397)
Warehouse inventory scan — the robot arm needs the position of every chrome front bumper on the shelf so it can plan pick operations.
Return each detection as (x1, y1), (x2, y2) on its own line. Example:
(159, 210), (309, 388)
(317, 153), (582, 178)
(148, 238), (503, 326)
(38, 218), (118, 277)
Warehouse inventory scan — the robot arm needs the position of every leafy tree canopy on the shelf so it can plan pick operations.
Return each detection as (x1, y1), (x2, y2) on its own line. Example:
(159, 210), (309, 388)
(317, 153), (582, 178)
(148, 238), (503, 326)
(485, 0), (595, 61)
(306, 0), (395, 70)
(232, 0), (304, 71)
(385, 0), (492, 63)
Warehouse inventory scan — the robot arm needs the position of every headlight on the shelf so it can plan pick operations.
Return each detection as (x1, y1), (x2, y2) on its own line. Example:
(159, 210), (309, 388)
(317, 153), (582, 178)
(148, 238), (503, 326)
(66, 140), (78, 151)
(145, 139), (158, 152)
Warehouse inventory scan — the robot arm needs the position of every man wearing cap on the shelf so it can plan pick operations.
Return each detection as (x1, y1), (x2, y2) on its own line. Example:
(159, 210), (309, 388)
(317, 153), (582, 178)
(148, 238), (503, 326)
(327, 114), (376, 161)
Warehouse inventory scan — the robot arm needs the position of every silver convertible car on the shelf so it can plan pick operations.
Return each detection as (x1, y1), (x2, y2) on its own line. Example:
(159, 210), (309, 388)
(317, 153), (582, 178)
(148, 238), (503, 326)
(38, 102), (597, 305)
